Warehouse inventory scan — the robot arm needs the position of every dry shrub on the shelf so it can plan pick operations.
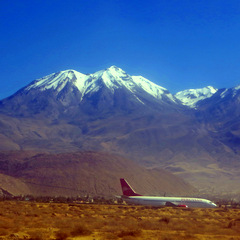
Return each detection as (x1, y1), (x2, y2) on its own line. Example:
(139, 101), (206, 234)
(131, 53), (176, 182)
(103, 232), (119, 240)
(90, 218), (106, 230)
(70, 224), (92, 237)
(28, 230), (44, 240)
(227, 220), (234, 228)
(160, 232), (195, 240)
(55, 230), (70, 240)
(162, 237), (173, 240)
(227, 218), (240, 231)
(55, 219), (73, 229)
(0, 228), (9, 236)
(114, 218), (142, 238)
(102, 221), (120, 233)
(122, 218), (138, 228)
(138, 219), (154, 230)
(159, 217), (170, 224)
(162, 235), (179, 240)
(0, 219), (13, 229)
(117, 229), (141, 238)
(29, 237), (43, 240)
(170, 221), (189, 231)
(138, 219), (166, 230)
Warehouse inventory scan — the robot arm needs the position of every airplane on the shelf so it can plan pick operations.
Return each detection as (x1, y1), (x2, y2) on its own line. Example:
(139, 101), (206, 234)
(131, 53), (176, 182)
(120, 178), (217, 208)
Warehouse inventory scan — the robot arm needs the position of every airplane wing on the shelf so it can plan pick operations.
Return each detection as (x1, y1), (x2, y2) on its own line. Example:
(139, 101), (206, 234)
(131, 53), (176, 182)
(166, 201), (188, 208)
(165, 201), (177, 206)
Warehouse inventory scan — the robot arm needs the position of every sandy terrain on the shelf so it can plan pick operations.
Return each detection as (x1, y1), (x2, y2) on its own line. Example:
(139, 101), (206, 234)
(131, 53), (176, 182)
(0, 201), (239, 239)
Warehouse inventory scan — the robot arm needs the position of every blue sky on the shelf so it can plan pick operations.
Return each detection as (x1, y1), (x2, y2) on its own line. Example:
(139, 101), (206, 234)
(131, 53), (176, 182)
(1, 0), (240, 100)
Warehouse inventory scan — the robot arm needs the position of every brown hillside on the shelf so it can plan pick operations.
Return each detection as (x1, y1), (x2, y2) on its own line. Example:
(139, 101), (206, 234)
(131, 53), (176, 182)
(0, 173), (31, 196)
(0, 151), (196, 197)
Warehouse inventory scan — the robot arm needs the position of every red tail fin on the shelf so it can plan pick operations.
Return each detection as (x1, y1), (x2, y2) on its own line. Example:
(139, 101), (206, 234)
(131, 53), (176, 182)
(120, 178), (142, 196)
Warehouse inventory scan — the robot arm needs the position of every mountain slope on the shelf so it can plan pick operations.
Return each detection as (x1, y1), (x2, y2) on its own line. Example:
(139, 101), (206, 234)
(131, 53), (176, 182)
(197, 85), (240, 121)
(0, 151), (196, 197)
(195, 85), (240, 155)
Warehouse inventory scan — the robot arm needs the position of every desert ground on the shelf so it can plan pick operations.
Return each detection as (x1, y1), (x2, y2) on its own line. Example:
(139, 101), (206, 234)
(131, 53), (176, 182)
(0, 201), (239, 240)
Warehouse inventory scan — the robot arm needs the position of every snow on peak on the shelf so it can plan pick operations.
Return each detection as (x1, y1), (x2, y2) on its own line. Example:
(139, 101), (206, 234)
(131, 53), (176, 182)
(107, 65), (125, 73)
(175, 86), (217, 108)
(92, 66), (131, 90)
(234, 84), (240, 91)
(220, 84), (240, 98)
(26, 70), (88, 92)
(131, 76), (172, 100)
(24, 66), (176, 103)
(92, 67), (176, 102)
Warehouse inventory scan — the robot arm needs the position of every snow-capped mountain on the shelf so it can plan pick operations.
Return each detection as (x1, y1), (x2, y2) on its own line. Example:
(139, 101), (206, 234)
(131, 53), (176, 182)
(175, 86), (218, 108)
(0, 66), (181, 119)
(1, 66), (240, 196)
(25, 66), (176, 105)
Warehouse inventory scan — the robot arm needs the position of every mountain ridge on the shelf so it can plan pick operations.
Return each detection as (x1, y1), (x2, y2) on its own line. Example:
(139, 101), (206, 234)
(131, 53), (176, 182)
(0, 66), (184, 120)
(1, 66), (239, 109)
(23, 66), (177, 105)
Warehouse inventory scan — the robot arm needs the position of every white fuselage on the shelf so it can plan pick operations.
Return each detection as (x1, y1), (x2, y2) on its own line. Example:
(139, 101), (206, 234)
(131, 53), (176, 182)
(122, 196), (217, 208)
